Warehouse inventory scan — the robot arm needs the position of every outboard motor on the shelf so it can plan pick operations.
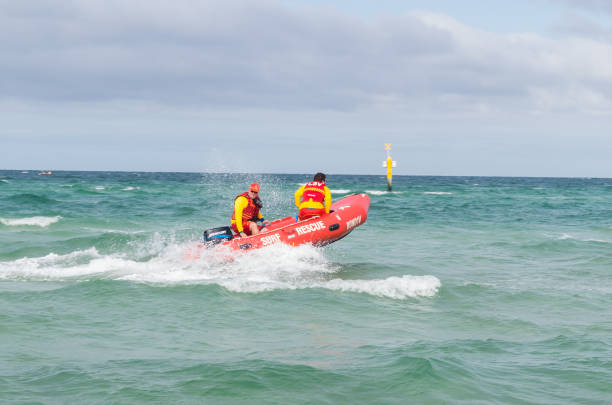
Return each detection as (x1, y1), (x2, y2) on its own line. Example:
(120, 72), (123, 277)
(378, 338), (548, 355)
(203, 226), (234, 246)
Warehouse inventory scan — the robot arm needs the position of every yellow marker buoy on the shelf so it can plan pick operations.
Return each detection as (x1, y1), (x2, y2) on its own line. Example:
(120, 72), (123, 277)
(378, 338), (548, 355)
(382, 143), (396, 191)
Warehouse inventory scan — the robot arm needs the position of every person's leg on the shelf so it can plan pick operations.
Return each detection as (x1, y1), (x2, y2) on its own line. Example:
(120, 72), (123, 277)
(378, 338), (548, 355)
(248, 221), (260, 235)
(234, 221), (253, 236)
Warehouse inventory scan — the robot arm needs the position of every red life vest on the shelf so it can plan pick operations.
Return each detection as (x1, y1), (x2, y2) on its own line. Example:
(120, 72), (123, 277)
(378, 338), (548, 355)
(300, 181), (326, 204)
(232, 192), (261, 222)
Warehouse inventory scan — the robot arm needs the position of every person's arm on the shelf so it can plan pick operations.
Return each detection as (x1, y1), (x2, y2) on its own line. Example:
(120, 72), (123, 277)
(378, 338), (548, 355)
(256, 210), (270, 226)
(324, 186), (332, 213)
(294, 185), (305, 208)
(234, 196), (248, 233)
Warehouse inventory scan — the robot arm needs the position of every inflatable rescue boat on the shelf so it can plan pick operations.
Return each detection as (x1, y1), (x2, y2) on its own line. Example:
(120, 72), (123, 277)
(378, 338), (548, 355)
(186, 193), (370, 258)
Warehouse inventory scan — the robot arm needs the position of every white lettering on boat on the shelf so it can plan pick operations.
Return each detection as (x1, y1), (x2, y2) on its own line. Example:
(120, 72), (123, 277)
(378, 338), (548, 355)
(295, 221), (326, 236)
(261, 233), (281, 246)
(346, 216), (361, 231)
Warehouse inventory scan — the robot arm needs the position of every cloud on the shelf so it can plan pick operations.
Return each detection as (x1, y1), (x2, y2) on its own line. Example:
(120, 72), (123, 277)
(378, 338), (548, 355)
(1, 0), (612, 115)
(549, 10), (612, 45)
(553, 0), (612, 14)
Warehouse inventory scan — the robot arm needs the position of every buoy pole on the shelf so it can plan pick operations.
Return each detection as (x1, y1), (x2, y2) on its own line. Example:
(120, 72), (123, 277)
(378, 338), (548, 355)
(383, 143), (395, 191)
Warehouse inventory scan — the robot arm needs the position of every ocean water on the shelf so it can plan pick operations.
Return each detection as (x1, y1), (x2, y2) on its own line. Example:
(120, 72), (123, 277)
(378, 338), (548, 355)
(1, 171), (611, 404)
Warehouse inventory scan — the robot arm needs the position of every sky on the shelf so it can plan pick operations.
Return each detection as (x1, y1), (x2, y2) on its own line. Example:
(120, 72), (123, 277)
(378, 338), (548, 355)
(1, 0), (612, 177)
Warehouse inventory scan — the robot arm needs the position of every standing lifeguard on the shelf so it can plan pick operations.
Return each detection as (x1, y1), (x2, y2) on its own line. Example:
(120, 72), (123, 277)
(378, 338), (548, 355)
(294, 173), (332, 221)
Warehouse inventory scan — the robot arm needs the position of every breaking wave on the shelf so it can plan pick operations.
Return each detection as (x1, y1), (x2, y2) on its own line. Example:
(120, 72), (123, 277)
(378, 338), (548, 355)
(0, 243), (440, 299)
(0, 216), (61, 227)
(364, 190), (405, 196)
(320, 275), (440, 299)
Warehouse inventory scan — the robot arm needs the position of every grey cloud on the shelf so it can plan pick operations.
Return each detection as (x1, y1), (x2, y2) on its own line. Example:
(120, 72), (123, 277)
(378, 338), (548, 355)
(551, 11), (612, 43)
(553, 0), (612, 14)
(1, 0), (612, 114)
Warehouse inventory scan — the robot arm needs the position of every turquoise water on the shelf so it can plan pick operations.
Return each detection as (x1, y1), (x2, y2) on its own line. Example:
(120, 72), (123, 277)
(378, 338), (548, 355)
(1, 171), (611, 404)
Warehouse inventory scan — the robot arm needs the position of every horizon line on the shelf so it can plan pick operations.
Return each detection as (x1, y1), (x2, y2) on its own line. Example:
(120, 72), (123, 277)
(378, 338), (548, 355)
(1, 168), (610, 180)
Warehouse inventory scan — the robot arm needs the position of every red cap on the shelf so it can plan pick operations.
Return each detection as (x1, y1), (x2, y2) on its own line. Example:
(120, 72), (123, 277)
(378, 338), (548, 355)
(250, 182), (260, 192)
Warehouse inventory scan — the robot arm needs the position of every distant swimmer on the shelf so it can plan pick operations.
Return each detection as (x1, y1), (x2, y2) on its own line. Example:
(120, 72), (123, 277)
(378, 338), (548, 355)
(231, 182), (271, 238)
(39, 171), (52, 175)
(294, 172), (332, 221)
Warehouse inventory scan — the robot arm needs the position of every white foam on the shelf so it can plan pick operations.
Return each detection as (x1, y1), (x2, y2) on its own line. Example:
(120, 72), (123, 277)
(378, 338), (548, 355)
(320, 275), (440, 299)
(122, 186), (138, 191)
(365, 190), (404, 195)
(331, 189), (351, 194)
(554, 233), (609, 243)
(0, 216), (61, 227)
(1, 179), (8, 183)
(95, 186), (105, 190)
(117, 243), (334, 285)
(423, 192), (453, 195)
(0, 248), (102, 279)
(0, 241), (441, 299)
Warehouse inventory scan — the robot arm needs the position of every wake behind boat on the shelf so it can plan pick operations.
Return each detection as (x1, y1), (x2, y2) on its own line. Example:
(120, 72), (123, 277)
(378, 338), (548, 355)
(186, 193), (370, 259)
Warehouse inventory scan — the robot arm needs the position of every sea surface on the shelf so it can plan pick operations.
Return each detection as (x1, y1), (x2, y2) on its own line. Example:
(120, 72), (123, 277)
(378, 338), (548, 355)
(1, 171), (611, 404)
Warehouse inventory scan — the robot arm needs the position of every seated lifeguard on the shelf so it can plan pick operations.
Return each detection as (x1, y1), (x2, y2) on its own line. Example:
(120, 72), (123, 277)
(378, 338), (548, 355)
(294, 172), (332, 221)
(231, 183), (270, 238)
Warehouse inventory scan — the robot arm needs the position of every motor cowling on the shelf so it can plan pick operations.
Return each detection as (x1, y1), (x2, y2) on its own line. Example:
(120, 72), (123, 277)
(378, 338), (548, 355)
(203, 226), (234, 246)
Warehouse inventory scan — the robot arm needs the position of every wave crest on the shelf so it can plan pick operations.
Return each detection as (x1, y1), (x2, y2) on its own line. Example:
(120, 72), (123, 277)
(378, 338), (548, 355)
(0, 243), (440, 300)
(321, 275), (440, 299)
(0, 216), (61, 227)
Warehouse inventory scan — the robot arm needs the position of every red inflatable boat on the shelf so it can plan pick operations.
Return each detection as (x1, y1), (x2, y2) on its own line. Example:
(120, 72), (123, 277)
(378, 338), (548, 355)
(186, 193), (370, 258)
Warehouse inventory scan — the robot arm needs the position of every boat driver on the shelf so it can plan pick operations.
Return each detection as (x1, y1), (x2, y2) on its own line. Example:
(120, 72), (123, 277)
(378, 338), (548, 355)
(231, 182), (271, 238)
(294, 172), (332, 221)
